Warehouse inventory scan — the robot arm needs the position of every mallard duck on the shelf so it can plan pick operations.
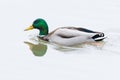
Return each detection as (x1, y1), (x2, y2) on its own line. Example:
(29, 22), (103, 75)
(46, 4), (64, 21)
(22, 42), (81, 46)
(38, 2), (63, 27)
(24, 18), (105, 46)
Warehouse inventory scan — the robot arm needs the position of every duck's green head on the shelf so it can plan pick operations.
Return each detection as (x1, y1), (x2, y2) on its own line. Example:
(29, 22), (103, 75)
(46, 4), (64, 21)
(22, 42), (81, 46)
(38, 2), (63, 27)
(25, 18), (49, 36)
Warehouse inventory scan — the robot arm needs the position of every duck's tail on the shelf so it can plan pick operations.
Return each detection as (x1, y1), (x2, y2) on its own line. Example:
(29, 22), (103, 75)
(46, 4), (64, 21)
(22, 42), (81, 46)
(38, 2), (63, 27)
(92, 33), (106, 41)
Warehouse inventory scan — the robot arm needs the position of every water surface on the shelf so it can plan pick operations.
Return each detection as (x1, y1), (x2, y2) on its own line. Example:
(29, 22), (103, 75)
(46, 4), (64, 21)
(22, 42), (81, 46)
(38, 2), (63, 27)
(0, 0), (120, 80)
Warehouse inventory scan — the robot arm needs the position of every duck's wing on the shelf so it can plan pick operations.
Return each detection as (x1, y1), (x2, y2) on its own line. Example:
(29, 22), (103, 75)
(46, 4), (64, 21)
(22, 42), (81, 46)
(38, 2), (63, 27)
(44, 27), (106, 46)
(74, 27), (98, 33)
(73, 27), (106, 41)
(46, 27), (105, 42)
(55, 27), (103, 37)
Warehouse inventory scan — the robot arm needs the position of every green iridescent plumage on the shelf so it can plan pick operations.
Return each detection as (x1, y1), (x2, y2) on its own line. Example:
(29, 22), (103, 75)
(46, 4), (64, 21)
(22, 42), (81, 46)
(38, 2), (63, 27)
(24, 18), (49, 36)
(33, 18), (49, 35)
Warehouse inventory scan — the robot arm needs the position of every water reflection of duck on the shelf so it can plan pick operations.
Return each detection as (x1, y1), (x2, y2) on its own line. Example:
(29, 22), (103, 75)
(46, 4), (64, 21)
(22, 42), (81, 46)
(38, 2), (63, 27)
(24, 41), (47, 57)
(24, 18), (106, 46)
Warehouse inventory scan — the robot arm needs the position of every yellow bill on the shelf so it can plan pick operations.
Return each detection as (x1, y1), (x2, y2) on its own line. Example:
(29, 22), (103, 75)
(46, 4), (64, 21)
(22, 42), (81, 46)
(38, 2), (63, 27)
(24, 25), (34, 31)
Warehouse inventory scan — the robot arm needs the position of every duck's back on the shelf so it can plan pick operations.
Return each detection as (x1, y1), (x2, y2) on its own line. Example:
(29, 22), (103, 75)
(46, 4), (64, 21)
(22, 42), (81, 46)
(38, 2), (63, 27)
(44, 27), (105, 46)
